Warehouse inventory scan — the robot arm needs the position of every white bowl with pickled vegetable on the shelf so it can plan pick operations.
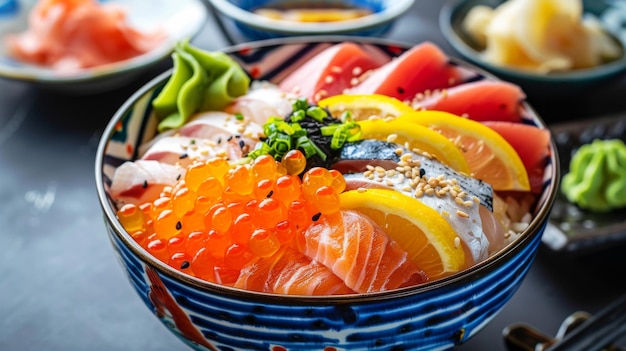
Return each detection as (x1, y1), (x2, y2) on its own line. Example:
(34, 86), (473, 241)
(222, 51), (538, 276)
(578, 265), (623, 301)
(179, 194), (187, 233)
(440, 0), (626, 96)
(96, 36), (559, 350)
(0, 0), (207, 93)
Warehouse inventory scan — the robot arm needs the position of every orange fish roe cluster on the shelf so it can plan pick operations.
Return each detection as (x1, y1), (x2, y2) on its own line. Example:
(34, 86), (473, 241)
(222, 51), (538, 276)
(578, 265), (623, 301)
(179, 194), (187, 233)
(116, 150), (347, 285)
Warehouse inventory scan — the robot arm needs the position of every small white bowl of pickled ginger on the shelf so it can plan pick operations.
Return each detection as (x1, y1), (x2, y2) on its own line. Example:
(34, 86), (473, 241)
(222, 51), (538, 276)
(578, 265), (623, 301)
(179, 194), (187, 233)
(440, 0), (626, 96)
(0, 0), (208, 93)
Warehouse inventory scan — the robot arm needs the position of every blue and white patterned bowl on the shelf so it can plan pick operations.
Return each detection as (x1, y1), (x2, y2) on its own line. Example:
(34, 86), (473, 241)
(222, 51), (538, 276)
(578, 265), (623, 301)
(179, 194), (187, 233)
(208, 0), (414, 41)
(0, 0), (207, 93)
(95, 36), (559, 351)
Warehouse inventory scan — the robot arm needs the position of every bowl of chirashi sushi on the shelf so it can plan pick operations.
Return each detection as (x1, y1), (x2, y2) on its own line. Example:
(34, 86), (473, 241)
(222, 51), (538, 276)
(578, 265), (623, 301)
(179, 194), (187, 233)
(95, 36), (559, 350)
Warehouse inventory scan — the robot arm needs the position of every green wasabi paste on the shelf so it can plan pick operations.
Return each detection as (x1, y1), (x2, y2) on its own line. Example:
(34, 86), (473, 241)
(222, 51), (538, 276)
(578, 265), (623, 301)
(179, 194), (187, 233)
(561, 139), (626, 212)
(152, 39), (250, 132)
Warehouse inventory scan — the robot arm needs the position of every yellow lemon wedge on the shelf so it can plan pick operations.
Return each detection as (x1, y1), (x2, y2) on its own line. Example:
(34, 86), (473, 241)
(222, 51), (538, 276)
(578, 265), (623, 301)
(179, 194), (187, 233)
(340, 188), (467, 279)
(318, 94), (415, 121)
(357, 118), (471, 174)
(398, 111), (530, 191)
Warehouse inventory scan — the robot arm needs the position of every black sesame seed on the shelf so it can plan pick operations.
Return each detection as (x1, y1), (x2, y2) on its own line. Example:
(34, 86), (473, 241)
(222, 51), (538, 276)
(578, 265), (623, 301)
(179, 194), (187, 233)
(180, 261), (190, 270)
(266, 190), (273, 198)
(235, 134), (242, 138)
(419, 168), (426, 177)
(239, 140), (245, 149)
(176, 221), (182, 230)
(227, 135), (234, 142)
(142, 180), (148, 188)
(176, 174), (181, 181)
(312, 212), (322, 221)
(179, 153), (188, 159)
(217, 137), (222, 144)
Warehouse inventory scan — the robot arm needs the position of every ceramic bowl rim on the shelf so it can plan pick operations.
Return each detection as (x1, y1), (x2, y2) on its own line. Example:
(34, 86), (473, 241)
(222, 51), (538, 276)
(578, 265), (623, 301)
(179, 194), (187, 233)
(95, 35), (560, 304)
(208, 0), (415, 34)
(439, 0), (626, 83)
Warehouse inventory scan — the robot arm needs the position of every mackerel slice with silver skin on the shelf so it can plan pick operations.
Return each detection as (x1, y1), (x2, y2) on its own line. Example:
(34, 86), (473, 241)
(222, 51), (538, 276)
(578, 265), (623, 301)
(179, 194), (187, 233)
(334, 139), (493, 211)
(333, 139), (493, 263)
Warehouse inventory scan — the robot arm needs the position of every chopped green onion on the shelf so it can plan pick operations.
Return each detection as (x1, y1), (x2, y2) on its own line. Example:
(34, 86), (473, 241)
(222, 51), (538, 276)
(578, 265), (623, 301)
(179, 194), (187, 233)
(291, 110), (305, 122)
(320, 124), (340, 136)
(306, 106), (328, 122)
(248, 141), (271, 159)
(235, 112), (244, 121)
(308, 139), (327, 161)
(277, 121), (295, 135)
(292, 98), (308, 112)
(290, 123), (307, 138)
(340, 110), (353, 123)
(296, 136), (326, 161)
(271, 133), (291, 154)
(331, 127), (349, 150)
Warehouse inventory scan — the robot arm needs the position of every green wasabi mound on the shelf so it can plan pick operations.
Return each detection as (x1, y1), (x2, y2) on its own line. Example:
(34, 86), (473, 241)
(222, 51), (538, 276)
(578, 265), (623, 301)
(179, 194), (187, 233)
(561, 139), (626, 212)
(152, 39), (250, 132)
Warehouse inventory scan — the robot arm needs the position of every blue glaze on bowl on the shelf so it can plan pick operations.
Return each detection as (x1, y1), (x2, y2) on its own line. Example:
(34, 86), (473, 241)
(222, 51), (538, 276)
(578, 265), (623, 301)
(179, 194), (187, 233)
(96, 37), (560, 351)
(208, 0), (414, 41)
(0, 0), (19, 16)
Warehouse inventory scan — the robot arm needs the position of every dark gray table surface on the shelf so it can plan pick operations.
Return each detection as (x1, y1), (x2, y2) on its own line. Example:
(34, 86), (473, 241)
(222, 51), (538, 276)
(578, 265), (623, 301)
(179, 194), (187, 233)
(2, 2), (626, 351)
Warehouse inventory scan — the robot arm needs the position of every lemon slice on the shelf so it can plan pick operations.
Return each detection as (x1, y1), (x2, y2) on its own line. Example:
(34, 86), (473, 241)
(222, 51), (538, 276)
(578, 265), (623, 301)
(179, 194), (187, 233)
(340, 188), (467, 279)
(357, 118), (471, 174)
(318, 94), (415, 121)
(399, 111), (530, 191)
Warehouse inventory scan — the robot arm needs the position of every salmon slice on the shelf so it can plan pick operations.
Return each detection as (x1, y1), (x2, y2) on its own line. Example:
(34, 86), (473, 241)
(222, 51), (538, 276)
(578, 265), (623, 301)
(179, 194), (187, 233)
(413, 80), (526, 123)
(301, 210), (427, 293)
(278, 42), (389, 103)
(349, 42), (463, 102)
(234, 247), (355, 295)
(5, 0), (165, 71)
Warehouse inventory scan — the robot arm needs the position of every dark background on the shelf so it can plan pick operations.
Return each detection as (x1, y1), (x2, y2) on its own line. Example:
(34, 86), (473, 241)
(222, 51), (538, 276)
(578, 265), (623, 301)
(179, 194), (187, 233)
(1, 1), (625, 350)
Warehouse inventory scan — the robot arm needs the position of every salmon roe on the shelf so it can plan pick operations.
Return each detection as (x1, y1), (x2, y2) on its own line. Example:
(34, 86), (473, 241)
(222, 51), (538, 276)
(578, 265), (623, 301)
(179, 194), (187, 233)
(116, 150), (345, 284)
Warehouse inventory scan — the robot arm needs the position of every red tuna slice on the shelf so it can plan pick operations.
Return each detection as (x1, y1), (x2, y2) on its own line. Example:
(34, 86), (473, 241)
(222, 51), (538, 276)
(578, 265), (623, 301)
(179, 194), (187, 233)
(483, 121), (551, 194)
(349, 42), (463, 101)
(413, 81), (526, 123)
(278, 42), (389, 103)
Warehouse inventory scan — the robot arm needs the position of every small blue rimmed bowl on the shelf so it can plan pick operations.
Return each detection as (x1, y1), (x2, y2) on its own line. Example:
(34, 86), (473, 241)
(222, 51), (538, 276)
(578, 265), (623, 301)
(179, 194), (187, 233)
(95, 36), (559, 350)
(440, 0), (626, 98)
(0, 0), (207, 94)
(207, 0), (414, 41)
